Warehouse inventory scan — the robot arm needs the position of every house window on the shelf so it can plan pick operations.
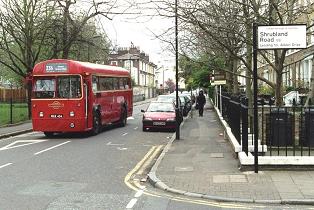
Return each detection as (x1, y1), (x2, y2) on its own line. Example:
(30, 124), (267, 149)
(111, 61), (118, 66)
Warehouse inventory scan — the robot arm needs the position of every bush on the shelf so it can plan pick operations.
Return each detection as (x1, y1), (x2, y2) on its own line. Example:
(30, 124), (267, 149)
(207, 86), (215, 99)
(258, 85), (274, 96)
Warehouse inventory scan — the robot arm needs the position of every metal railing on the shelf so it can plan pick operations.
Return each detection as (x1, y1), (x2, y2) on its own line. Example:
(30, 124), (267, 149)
(217, 91), (314, 157)
(0, 97), (29, 126)
(133, 94), (145, 103)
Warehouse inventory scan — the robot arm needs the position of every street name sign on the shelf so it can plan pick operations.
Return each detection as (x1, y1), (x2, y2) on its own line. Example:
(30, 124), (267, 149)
(210, 70), (226, 86)
(211, 80), (226, 85)
(258, 25), (306, 49)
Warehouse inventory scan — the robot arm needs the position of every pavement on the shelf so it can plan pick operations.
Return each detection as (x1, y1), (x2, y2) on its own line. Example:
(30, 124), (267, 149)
(148, 98), (314, 205)
(2, 98), (314, 205)
(0, 121), (33, 139)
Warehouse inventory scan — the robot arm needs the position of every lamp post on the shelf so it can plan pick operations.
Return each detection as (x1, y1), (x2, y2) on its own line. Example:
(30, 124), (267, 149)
(175, 0), (180, 140)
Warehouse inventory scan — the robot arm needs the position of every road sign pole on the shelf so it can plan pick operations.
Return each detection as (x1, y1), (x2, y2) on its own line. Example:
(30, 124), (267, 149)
(219, 85), (222, 114)
(253, 23), (259, 173)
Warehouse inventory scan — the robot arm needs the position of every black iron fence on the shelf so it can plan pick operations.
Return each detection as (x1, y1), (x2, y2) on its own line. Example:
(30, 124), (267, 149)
(0, 97), (30, 126)
(133, 94), (145, 103)
(217, 91), (314, 156)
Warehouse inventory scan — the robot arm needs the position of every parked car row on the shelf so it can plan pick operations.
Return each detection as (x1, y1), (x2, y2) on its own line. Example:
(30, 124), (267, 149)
(141, 93), (193, 132)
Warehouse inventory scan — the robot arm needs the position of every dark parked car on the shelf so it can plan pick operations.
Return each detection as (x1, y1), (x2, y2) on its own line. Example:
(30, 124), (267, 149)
(179, 95), (192, 116)
(141, 101), (181, 132)
(156, 94), (184, 117)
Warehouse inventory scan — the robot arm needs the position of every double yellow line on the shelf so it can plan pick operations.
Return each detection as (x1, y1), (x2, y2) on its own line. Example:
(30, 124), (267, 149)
(124, 145), (162, 191)
(124, 145), (264, 209)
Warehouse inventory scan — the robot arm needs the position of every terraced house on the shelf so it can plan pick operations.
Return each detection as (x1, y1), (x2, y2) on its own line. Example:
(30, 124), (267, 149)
(257, 0), (314, 105)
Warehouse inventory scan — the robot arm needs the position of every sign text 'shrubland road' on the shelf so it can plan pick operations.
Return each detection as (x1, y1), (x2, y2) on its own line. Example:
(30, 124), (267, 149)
(258, 25), (307, 49)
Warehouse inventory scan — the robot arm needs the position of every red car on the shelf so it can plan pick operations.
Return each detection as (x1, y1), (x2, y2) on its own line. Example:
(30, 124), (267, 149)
(141, 101), (179, 132)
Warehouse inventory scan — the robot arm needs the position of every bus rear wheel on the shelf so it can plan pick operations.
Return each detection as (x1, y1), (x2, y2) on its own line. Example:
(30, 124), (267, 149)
(91, 112), (101, 135)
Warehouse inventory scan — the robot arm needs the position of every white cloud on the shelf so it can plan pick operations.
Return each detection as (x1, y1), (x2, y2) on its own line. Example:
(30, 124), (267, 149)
(99, 1), (175, 67)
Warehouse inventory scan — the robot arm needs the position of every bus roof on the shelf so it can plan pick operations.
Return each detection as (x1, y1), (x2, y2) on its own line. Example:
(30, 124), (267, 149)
(32, 59), (130, 76)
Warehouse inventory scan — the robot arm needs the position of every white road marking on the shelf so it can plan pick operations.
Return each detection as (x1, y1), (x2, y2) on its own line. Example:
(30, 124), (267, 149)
(134, 189), (144, 198)
(142, 144), (153, 147)
(106, 142), (124, 146)
(126, 198), (138, 209)
(0, 163), (13, 169)
(139, 185), (146, 190)
(126, 188), (145, 209)
(34, 141), (71, 155)
(117, 147), (127, 151)
(127, 117), (134, 120)
(134, 127), (138, 130)
(0, 140), (48, 151)
(122, 133), (128, 136)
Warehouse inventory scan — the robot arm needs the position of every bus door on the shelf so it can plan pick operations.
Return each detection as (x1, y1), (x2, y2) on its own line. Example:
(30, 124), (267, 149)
(112, 78), (120, 121)
(83, 81), (88, 128)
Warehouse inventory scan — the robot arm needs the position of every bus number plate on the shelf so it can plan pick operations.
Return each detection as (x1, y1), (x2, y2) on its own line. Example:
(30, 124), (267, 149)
(50, 114), (63, 118)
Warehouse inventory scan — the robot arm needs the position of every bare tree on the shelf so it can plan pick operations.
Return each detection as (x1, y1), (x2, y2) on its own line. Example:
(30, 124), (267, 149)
(176, 0), (311, 105)
(0, 0), (133, 117)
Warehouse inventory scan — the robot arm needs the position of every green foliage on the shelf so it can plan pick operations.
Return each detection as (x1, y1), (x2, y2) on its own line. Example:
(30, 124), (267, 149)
(285, 86), (296, 92)
(179, 54), (226, 91)
(0, 0), (111, 84)
(66, 21), (110, 62)
(207, 86), (215, 99)
(131, 78), (136, 87)
(258, 85), (274, 96)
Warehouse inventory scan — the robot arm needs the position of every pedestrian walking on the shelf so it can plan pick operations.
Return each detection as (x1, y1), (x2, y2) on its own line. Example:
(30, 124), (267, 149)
(196, 90), (206, 117)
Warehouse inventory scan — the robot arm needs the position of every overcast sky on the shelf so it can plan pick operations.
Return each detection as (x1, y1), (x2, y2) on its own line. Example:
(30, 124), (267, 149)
(100, 2), (176, 68)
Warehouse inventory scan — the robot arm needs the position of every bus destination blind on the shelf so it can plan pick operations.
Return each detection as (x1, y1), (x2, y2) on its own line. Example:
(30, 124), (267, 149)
(46, 63), (68, 73)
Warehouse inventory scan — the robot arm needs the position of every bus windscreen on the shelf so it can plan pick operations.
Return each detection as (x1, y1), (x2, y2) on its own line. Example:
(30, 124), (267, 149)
(33, 76), (81, 99)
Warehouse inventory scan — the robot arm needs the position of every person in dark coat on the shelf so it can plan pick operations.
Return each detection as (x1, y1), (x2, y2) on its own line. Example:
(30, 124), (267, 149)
(196, 90), (206, 116)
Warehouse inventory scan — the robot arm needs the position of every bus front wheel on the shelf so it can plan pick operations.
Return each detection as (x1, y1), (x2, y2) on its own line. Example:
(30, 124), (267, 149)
(91, 112), (101, 135)
(44, 132), (54, 138)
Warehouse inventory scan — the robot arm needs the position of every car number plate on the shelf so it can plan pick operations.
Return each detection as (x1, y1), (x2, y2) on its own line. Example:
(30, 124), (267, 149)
(153, 122), (166, 125)
(50, 114), (63, 118)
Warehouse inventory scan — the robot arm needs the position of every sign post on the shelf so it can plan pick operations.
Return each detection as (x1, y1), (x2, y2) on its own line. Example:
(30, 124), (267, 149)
(253, 23), (258, 173)
(210, 70), (226, 114)
(253, 24), (306, 173)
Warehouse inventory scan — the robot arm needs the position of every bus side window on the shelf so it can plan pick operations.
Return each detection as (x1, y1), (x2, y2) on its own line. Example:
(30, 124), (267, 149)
(127, 78), (131, 89)
(119, 78), (124, 90)
(123, 78), (129, 89)
(92, 76), (98, 93)
(113, 78), (119, 90)
(103, 77), (113, 90)
(99, 77), (106, 91)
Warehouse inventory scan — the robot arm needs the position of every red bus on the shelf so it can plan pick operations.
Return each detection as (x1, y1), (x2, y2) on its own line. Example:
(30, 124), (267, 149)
(31, 59), (133, 137)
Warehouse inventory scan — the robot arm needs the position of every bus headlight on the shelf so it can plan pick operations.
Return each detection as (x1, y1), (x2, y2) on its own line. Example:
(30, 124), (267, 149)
(69, 111), (75, 117)
(39, 112), (44, 117)
(70, 123), (75, 128)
